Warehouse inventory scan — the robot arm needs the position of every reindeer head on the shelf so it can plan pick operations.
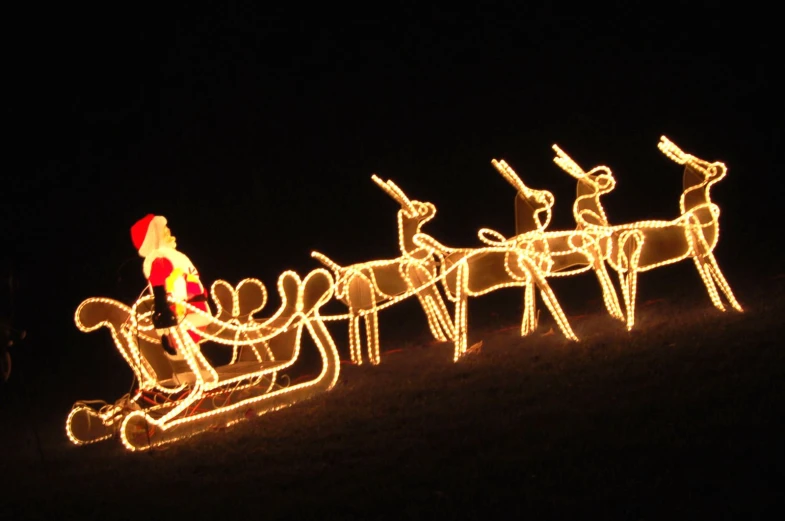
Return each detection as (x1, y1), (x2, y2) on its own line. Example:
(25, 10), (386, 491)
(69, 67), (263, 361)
(371, 175), (436, 221)
(552, 145), (617, 196)
(552, 145), (616, 228)
(371, 175), (438, 257)
(658, 136), (727, 184)
(492, 158), (555, 233)
(658, 136), (728, 214)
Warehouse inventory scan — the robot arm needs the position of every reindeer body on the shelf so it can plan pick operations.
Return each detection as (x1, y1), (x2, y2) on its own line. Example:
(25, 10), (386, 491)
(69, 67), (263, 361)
(554, 137), (742, 330)
(492, 159), (625, 332)
(415, 232), (579, 362)
(312, 177), (453, 365)
(336, 261), (417, 304)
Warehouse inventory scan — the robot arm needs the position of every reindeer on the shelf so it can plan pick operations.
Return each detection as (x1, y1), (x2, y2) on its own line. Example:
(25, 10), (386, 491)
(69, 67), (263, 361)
(488, 159), (625, 333)
(311, 175), (454, 365)
(552, 136), (743, 330)
(411, 202), (581, 361)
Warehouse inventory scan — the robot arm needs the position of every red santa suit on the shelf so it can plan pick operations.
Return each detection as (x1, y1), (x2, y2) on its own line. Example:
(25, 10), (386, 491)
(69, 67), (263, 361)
(131, 215), (210, 345)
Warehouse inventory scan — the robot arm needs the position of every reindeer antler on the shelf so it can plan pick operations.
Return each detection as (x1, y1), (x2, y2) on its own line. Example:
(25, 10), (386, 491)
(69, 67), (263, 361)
(553, 145), (616, 181)
(492, 159), (534, 198)
(657, 136), (691, 165)
(552, 145), (588, 179)
(385, 179), (418, 215)
(493, 158), (555, 230)
(371, 174), (417, 215)
(657, 136), (719, 173)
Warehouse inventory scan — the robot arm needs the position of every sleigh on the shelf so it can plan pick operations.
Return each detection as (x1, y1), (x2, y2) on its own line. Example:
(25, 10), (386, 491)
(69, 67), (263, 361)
(66, 268), (340, 451)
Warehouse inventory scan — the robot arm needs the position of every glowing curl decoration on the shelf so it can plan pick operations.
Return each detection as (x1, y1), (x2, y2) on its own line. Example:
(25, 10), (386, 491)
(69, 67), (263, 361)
(552, 136), (743, 330)
(312, 175), (455, 365)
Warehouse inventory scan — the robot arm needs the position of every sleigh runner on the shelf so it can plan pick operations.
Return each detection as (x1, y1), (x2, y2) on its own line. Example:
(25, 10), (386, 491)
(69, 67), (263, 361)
(66, 268), (340, 451)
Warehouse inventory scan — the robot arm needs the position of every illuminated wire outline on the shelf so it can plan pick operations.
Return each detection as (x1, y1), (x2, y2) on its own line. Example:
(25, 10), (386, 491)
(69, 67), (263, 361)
(489, 159), (625, 333)
(311, 175), (455, 365)
(552, 136), (743, 330)
(66, 269), (340, 451)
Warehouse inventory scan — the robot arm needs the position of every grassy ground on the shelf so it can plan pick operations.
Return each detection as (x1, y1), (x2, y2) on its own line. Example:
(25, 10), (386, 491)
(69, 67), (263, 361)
(1, 261), (784, 519)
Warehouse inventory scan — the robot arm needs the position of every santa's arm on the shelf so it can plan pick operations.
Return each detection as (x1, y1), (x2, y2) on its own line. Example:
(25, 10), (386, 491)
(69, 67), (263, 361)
(149, 257), (178, 328)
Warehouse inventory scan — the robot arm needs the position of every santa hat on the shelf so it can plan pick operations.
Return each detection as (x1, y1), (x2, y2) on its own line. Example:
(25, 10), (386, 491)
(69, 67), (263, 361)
(131, 214), (168, 258)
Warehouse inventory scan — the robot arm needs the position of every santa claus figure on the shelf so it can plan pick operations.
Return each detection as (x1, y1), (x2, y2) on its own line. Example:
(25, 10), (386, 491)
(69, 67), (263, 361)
(130, 214), (210, 354)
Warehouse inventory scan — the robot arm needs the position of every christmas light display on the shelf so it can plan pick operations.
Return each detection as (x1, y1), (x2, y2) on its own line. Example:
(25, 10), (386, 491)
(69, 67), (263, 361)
(317, 174), (580, 363)
(66, 134), (746, 452)
(412, 227), (580, 361)
(66, 269), (340, 451)
(552, 136), (743, 329)
(312, 175), (454, 365)
(490, 159), (625, 333)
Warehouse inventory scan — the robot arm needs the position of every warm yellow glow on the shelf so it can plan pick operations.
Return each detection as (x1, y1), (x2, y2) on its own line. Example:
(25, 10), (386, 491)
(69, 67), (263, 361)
(413, 229), (580, 362)
(490, 159), (625, 333)
(66, 269), (341, 451)
(552, 136), (743, 330)
(312, 175), (454, 365)
(316, 174), (588, 363)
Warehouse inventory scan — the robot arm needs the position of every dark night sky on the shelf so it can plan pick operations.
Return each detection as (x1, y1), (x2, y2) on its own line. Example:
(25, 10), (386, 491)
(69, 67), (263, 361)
(2, 3), (781, 354)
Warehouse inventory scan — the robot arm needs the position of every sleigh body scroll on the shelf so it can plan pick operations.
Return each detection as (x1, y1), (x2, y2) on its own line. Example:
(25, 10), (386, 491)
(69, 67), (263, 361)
(66, 269), (340, 451)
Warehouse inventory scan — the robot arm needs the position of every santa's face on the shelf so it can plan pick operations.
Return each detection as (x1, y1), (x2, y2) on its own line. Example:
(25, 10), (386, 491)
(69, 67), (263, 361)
(162, 225), (177, 249)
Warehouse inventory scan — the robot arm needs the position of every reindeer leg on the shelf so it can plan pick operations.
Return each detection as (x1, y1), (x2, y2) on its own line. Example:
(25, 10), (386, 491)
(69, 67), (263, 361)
(622, 268), (639, 331)
(429, 290), (456, 341)
(704, 253), (743, 312)
(593, 256), (624, 322)
(691, 254), (726, 311)
(347, 275), (376, 365)
(424, 284), (456, 341)
(416, 290), (448, 342)
(614, 262), (630, 327)
(408, 263), (454, 342)
(361, 281), (381, 364)
(684, 213), (728, 313)
(454, 262), (470, 361)
(521, 281), (538, 336)
(618, 231), (643, 331)
(618, 269), (633, 330)
(347, 311), (363, 365)
(525, 262), (578, 341)
(364, 308), (381, 365)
